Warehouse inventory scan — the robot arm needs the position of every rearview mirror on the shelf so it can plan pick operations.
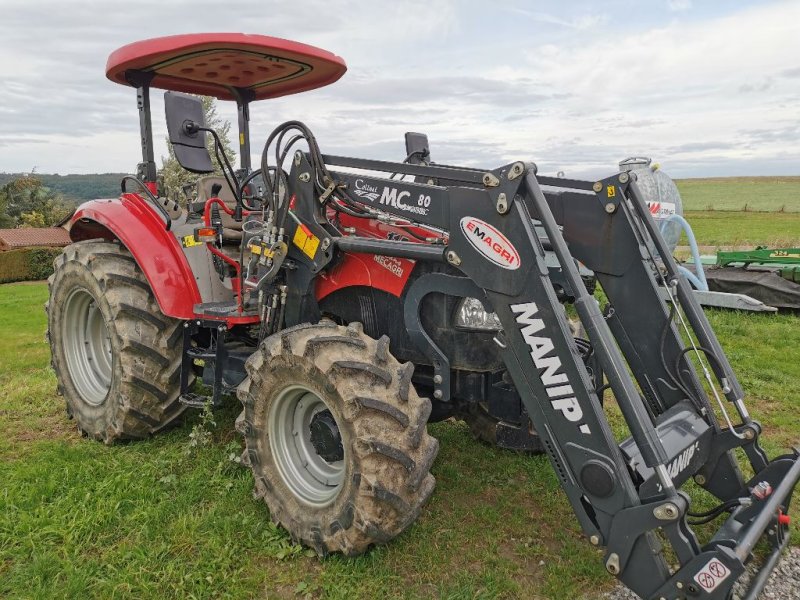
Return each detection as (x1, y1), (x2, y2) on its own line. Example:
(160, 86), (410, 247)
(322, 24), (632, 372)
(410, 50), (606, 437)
(404, 132), (430, 164)
(164, 92), (214, 174)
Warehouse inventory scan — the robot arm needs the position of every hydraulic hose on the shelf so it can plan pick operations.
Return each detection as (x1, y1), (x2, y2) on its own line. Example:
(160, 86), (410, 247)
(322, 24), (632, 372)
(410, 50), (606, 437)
(661, 213), (707, 291)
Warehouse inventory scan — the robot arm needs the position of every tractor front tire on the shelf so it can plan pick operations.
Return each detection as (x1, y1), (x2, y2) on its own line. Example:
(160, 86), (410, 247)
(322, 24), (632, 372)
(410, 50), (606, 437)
(237, 321), (438, 556)
(47, 240), (187, 444)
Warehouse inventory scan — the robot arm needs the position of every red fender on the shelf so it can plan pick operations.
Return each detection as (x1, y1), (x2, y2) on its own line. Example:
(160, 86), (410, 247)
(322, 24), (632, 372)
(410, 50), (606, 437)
(69, 193), (201, 319)
(316, 252), (415, 300)
(315, 212), (445, 301)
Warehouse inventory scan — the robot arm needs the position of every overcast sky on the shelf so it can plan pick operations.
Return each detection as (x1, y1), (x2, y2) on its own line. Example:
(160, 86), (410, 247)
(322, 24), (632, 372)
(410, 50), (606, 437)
(0, 0), (798, 179)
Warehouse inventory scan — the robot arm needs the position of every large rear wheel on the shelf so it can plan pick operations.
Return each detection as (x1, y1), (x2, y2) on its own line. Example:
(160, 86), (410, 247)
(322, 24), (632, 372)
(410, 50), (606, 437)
(47, 240), (188, 443)
(237, 321), (438, 556)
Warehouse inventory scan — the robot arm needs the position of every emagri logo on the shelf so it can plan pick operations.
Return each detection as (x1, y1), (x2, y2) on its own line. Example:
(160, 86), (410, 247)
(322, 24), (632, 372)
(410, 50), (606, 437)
(459, 216), (520, 270)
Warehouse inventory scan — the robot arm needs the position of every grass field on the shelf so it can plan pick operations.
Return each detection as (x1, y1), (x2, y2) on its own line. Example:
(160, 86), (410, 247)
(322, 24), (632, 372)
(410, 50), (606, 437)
(2, 286), (799, 598)
(676, 176), (800, 212)
(2, 190), (800, 599)
(683, 210), (800, 248)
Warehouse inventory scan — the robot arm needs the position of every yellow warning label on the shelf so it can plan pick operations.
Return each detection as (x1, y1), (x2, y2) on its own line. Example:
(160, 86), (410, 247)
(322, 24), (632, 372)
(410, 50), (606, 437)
(607, 185), (616, 198)
(249, 243), (275, 258)
(181, 234), (202, 248)
(293, 225), (320, 260)
(239, 133), (245, 146)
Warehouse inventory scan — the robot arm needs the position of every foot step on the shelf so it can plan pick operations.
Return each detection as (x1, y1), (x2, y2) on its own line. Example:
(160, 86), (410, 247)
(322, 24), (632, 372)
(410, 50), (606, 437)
(179, 392), (212, 408)
(186, 347), (215, 361)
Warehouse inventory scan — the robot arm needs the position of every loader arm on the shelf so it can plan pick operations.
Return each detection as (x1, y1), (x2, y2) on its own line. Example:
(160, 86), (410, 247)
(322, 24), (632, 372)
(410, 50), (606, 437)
(282, 152), (799, 600)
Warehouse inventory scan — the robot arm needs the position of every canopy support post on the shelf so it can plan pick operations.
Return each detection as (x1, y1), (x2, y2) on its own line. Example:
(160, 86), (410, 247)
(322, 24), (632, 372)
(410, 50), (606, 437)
(233, 87), (255, 174)
(125, 70), (157, 184)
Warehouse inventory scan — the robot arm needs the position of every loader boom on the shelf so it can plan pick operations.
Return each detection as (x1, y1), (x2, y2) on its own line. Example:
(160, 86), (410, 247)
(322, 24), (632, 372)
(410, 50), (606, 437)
(279, 151), (799, 600)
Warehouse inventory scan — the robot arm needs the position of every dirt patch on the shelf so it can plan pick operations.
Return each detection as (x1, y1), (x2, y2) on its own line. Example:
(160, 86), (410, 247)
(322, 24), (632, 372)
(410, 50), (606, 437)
(8, 412), (76, 444)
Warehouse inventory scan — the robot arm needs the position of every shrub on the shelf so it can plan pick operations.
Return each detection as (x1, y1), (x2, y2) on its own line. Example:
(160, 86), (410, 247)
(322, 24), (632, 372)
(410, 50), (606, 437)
(27, 247), (62, 280)
(0, 247), (63, 283)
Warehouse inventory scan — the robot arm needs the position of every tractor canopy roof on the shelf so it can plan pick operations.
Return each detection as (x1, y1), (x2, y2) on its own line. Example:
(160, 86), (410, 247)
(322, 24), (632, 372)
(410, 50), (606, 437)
(106, 33), (347, 101)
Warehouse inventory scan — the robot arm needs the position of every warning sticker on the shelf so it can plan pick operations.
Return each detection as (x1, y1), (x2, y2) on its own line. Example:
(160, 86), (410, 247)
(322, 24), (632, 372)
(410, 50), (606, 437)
(248, 243), (274, 258)
(647, 201), (677, 219)
(293, 224), (320, 260)
(181, 234), (202, 248)
(693, 557), (731, 593)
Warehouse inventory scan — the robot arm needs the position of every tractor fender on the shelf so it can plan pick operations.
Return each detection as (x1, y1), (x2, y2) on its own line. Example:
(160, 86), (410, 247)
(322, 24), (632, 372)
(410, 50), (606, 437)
(315, 252), (415, 300)
(69, 194), (201, 319)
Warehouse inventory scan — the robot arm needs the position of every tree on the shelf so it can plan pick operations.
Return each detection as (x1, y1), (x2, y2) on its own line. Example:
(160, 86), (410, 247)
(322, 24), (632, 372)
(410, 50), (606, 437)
(19, 211), (46, 228)
(0, 175), (73, 228)
(0, 192), (14, 228)
(159, 95), (237, 203)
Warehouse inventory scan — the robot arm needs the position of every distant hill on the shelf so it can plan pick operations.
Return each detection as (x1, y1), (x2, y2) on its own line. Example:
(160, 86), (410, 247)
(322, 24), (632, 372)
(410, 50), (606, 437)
(0, 173), (127, 204)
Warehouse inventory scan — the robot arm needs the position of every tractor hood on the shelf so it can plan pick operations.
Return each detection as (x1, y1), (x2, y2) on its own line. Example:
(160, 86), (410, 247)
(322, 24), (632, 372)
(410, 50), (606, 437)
(106, 33), (347, 101)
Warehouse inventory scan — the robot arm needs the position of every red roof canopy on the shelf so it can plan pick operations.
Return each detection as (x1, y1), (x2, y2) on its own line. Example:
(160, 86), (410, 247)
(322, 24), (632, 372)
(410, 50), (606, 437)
(106, 33), (347, 101)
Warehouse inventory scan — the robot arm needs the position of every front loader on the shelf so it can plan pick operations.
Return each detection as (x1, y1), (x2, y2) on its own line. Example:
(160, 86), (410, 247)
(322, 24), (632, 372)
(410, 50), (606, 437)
(47, 34), (798, 599)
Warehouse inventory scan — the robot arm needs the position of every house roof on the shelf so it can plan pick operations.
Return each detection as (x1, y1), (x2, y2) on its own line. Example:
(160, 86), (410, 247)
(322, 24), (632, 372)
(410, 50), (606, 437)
(0, 227), (72, 251)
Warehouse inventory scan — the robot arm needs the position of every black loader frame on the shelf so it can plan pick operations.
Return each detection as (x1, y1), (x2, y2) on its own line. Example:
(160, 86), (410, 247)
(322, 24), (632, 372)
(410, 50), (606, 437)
(280, 151), (799, 600)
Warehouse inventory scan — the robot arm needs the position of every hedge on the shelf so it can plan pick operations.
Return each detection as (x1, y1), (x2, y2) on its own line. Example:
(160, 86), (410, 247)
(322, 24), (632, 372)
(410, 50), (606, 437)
(0, 247), (64, 283)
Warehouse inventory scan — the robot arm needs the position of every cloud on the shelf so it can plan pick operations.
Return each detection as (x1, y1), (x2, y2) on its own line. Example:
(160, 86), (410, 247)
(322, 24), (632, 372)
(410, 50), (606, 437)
(667, 0), (692, 12)
(0, 0), (797, 178)
(505, 7), (609, 31)
(738, 78), (773, 93)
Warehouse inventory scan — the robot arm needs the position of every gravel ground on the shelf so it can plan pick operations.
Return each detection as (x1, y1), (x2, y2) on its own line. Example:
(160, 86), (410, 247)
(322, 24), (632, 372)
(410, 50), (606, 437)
(603, 547), (800, 600)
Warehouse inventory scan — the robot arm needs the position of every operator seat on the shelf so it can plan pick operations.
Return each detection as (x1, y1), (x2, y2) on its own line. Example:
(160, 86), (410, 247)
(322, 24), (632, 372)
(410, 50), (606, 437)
(195, 175), (243, 244)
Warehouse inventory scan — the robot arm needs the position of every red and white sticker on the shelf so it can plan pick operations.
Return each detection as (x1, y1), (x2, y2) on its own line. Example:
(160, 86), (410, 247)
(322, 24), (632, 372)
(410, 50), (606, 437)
(647, 201), (677, 219)
(693, 558), (731, 593)
(460, 217), (520, 270)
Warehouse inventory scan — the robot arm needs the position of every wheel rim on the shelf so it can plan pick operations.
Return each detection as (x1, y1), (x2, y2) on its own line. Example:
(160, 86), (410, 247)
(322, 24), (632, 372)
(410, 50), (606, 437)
(269, 384), (346, 507)
(62, 288), (113, 406)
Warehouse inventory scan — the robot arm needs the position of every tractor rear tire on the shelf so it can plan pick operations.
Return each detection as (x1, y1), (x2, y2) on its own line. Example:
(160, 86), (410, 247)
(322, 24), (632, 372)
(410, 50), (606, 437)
(237, 321), (438, 556)
(46, 240), (187, 444)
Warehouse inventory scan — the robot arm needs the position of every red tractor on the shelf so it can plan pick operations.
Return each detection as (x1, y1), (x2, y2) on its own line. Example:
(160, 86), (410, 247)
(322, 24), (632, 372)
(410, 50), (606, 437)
(48, 34), (799, 600)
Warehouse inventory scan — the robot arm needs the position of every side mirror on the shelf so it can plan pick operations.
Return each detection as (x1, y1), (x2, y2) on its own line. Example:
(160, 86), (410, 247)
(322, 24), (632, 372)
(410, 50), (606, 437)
(164, 92), (214, 174)
(404, 132), (430, 164)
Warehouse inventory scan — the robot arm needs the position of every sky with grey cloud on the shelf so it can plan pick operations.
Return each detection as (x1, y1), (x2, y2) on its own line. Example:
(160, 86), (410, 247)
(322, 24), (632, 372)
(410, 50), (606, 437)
(0, 0), (798, 179)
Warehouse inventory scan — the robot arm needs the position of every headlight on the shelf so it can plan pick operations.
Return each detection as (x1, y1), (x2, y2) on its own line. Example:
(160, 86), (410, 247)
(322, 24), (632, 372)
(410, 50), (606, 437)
(454, 297), (501, 331)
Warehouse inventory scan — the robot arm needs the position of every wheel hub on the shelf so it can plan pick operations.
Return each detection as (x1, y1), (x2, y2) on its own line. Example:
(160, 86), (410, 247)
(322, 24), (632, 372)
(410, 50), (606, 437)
(62, 287), (112, 406)
(268, 386), (346, 507)
(309, 410), (344, 463)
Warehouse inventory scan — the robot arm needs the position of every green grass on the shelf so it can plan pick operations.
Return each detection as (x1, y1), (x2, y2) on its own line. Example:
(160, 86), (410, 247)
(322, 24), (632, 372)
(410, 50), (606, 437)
(682, 210), (800, 248)
(676, 176), (800, 212)
(2, 274), (799, 596)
